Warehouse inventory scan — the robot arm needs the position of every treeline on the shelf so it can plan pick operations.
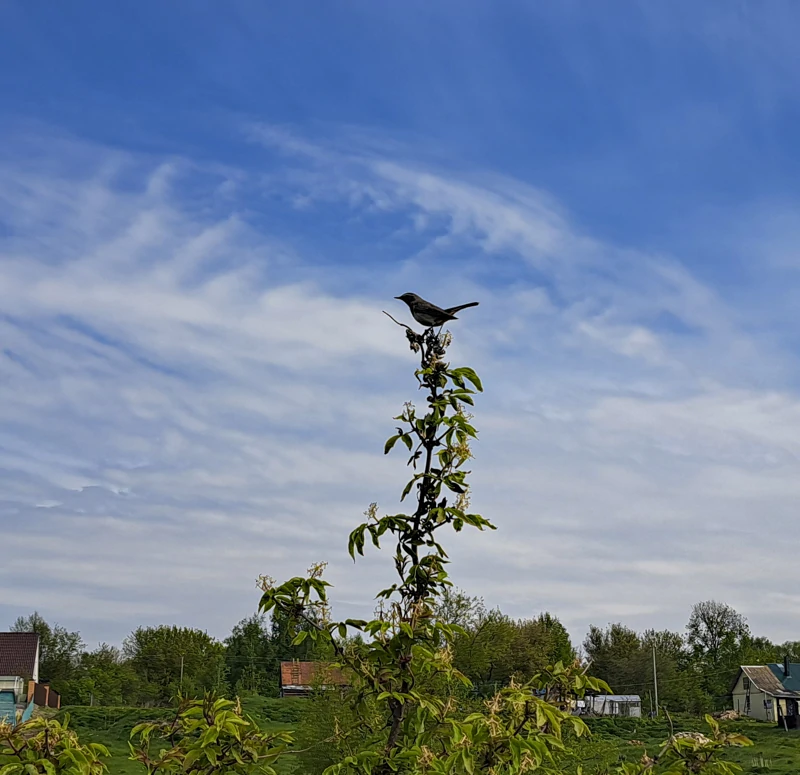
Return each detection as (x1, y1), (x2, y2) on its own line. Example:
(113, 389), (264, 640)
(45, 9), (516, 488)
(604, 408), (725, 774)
(441, 594), (800, 714)
(436, 590), (575, 692)
(584, 600), (800, 713)
(10, 611), (330, 706)
(13, 597), (799, 712)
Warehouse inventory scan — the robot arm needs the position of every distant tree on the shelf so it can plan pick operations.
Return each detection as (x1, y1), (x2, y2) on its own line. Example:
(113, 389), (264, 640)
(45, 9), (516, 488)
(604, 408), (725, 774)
(509, 614), (576, 681)
(68, 644), (140, 706)
(508, 617), (554, 680)
(438, 596), (576, 690)
(123, 625), (225, 705)
(640, 629), (702, 714)
(451, 607), (518, 687)
(584, 623), (644, 692)
(435, 589), (505, 687)
(686, 601), (749, 664)
(434, 587), (486, 630)
(585, 624), (708, 713)
(224, 614), (278, 696)
(11, 612), (84, 696)
(642, 628), (686, 658)
(686, 601), (751, 710)
(537, 611), (575, 665)
(779, 640), (800, 662)
(740, 634), (779, 666)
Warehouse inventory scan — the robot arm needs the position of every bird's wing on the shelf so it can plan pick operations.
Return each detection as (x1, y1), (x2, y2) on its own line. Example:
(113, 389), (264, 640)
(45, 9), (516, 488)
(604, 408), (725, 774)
(444, 301), (479, 314)
(416, 299), (455, 318)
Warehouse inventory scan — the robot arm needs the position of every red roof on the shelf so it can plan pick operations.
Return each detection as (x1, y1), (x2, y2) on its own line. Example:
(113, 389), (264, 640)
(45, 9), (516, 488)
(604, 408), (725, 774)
(0, 633), (39, 678)
(280, 661), (348, 687)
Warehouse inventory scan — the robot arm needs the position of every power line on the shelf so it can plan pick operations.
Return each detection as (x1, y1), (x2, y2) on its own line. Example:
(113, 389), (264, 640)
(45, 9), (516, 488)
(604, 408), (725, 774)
(602, 664), (741, 693)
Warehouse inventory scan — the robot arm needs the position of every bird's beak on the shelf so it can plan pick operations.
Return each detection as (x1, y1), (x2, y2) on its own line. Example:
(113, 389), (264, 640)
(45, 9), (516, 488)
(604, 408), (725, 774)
(394, 296), (401, 300)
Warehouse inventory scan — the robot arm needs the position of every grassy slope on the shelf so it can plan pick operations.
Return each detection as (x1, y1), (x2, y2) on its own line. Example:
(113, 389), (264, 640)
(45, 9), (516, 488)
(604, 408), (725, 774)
(57, 698), (304, 775)
(563, 716), (800, 774)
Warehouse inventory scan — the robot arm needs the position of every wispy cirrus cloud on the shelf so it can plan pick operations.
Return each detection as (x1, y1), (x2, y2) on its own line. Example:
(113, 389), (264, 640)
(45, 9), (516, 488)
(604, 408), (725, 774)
(2, 126), (800, 647)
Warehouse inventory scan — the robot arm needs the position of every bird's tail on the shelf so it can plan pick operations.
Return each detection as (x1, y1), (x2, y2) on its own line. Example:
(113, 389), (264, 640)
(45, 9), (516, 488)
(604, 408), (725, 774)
(446, 301), (479, 314)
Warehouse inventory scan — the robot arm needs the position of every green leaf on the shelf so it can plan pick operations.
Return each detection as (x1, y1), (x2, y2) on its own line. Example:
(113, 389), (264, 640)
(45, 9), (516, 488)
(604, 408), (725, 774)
(368, 525), (381, 548)
(400, 479), (415, 501)
(401, 434), (413, 451)
(348, 525), (367, 559)
(384, 435), (400, 454)
(444, 478), (465, 494)
(452, 367), (483, 392)
(292, 630), (309, 645)
(183, 749), (203, 768)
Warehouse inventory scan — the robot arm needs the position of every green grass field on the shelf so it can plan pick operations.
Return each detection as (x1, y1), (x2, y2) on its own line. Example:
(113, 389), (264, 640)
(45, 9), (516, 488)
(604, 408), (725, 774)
(567, 716), (800, 774)
(5, 701), (798, 774)
(55, 699), (303, 775)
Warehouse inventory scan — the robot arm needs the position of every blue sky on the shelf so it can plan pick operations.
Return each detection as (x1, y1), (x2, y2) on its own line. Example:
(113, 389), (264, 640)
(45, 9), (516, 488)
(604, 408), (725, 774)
(2, 1), (800, 649)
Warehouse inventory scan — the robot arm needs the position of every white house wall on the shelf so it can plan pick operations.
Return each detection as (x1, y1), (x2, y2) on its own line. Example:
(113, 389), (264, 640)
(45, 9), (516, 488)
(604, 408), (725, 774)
(731, 673), (770, 722)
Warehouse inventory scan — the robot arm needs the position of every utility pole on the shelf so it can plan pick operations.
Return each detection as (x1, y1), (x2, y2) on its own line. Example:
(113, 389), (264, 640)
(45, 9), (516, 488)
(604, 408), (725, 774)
(652, 645), (659, 717)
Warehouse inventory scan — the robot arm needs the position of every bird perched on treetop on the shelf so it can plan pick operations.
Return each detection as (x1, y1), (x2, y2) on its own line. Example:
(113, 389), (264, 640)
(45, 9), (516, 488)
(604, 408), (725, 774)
(395, 292), (479, 328)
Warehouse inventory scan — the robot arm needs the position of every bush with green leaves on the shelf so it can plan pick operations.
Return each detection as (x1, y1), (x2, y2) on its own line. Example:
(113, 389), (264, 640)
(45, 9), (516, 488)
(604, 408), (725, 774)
(128, 695), (291, 774)
(0, 715), (109, 775)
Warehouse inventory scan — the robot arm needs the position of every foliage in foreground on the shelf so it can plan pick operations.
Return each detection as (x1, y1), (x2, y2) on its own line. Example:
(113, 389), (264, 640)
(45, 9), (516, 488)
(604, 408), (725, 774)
(128, 695), (291, 774)
(0, 714), (109, 775)
(613, 716), (752, 775)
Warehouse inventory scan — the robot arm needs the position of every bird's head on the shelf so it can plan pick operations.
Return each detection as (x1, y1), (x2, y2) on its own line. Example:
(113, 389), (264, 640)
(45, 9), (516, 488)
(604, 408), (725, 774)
(395, 292), (421, 306)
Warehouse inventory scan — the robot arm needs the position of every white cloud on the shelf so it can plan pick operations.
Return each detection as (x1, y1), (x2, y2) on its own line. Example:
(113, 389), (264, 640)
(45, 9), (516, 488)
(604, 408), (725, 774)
(1, 129), (799, 647)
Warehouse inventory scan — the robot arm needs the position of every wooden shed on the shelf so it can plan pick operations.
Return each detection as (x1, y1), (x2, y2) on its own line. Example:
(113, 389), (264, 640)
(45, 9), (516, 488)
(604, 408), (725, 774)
(279, 661), (348, 697)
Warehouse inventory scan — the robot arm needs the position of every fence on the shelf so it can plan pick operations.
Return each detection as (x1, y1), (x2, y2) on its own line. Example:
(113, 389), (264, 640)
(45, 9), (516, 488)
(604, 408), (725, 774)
(30, 682), (61, 710)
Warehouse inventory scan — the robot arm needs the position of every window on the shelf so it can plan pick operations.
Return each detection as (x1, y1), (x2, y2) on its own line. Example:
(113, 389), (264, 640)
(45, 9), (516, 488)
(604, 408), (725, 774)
(743, 677), (751, 691)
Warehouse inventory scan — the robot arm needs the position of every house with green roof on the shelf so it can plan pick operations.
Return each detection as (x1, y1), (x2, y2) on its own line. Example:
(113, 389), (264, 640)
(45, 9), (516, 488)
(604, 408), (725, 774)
(731, 657), (800, 728)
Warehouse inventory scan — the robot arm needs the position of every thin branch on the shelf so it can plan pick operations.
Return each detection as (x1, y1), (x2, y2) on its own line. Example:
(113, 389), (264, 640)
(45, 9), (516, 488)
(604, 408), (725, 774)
(382, 311), (416, 332)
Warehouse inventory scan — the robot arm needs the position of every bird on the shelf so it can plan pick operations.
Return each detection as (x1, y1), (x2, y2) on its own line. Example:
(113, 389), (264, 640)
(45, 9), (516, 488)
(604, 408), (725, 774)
(395, 293), (479, 328)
